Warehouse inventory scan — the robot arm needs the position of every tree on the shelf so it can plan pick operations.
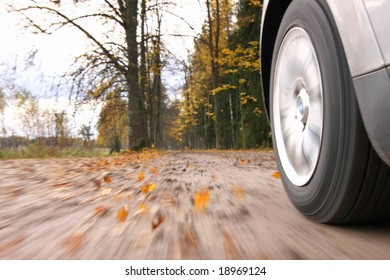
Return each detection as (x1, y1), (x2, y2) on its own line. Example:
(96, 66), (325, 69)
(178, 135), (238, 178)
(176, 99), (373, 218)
(54, 110), (70, 147)
(173, 0), (270, 149)
(97, 89), (128, 153)
(15, 90), (53, 140)
(172, 0), (233, 149)
(9, 0), (144, 149)
(78, 124), (94, 149)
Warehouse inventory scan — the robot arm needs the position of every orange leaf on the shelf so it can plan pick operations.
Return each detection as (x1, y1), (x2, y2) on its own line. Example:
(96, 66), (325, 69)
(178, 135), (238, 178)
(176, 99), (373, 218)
(223, 231), (242, 260)
(94, 205), (109, 217)
(239, 159), (250, 165)
(3, 187), (23, 197)
(63, 234), (85, 255)
(149, 166), (158, 175)
(99, 159), (109, 166)
(272, 172), (281, 179)
(194, 189), (210, 213)
(117, 206), (128, 223)
(232, 185), (245, 200)
(103, 175), (112, 183)
(140, 183), (157, 194)
(138, 171), (145, 182)
(140, 184), (149, 194)
(0, 235), (26, 258)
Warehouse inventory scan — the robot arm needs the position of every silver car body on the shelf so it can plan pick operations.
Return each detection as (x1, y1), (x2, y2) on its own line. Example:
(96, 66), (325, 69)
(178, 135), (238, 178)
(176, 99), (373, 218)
(261, 0), (390, 166)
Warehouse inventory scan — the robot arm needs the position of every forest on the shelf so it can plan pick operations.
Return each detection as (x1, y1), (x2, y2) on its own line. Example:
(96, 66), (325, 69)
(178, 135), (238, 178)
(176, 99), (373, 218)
(0, 0), (270, 157)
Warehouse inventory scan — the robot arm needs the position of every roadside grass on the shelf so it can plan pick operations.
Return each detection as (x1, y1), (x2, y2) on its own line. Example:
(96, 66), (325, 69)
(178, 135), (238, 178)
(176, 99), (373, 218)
(0, 144), (110, 159)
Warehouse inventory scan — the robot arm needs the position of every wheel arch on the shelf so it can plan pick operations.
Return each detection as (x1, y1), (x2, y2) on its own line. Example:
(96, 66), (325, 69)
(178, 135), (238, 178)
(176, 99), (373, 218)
(260, 0), (292, 120)
(261, 0), (384, 115)
(261, 0), (390, 165)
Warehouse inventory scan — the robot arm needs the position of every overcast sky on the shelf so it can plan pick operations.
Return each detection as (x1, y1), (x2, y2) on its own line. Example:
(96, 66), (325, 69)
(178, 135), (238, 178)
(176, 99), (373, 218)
(0, 0), (206, 137)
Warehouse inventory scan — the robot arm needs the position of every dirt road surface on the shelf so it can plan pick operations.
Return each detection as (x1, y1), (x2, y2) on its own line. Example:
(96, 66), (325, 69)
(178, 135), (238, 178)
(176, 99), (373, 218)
(1, 150), (390, 259)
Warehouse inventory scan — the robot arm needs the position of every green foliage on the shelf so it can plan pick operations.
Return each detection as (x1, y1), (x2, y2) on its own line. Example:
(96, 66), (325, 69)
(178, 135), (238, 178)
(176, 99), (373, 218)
(0, 142), (109, 159)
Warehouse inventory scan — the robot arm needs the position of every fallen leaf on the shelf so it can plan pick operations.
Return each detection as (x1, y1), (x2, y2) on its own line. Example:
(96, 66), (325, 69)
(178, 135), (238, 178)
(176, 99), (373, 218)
(232, 185), (245, 200)
(112, 194), (126, 202)
(53, 182), (71, 188)
(0, 235), (26, 258)
(239, 159), (251, 165)
(138, 171), (145, 182)
(93, 206), (109, 217)
(101, 188), (112, 196)
(149, 166), (158, 175)
(103, 175), (112, 183)
(140, 185), (149, 194)
(134, 203), (149, 216)
(194, 189), (210, 213)
(63, 234), (85, 255)
(93, 179), (101, 189)
(152, 211), (165, 230)
(223, 231), (242, 260)
(3, 187), (23, 197)
(140, 183), (157, 194)
(148, 183), (156, 192)
(272, 171), (281, 179)
(99, 159), (109, 166)
(117, 206), (128, 223)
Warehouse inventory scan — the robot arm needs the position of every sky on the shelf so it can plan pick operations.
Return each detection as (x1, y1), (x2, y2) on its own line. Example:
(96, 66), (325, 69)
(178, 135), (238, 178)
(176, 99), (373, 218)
(0, 0), (206, 137)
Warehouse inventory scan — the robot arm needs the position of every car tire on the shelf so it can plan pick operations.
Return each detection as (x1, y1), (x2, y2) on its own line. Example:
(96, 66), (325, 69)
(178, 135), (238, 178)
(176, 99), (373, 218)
(270, 0), (390, 223)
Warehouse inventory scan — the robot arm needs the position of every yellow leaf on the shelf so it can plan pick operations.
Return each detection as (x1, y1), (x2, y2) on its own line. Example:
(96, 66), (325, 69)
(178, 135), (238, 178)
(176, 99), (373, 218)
(140, 183), (157, 194)
(148, 183), (156, 192)
(194, 189), (210, 213)
(272, 172), (281, 179)
(117, 206), (128, 223)
(138, 171), (145, 182)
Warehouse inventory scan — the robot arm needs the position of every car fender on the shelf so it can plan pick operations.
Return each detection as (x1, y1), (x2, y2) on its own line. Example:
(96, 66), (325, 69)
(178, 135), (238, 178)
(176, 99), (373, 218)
(261, 0), (390, 165)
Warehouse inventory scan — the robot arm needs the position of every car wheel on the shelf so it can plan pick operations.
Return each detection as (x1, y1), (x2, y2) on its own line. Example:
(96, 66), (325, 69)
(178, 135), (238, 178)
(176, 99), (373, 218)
(270, 0), (390, 223)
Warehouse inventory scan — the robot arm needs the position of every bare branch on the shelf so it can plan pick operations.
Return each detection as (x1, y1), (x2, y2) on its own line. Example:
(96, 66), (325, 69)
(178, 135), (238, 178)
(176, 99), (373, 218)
(13, 5), (127, 76)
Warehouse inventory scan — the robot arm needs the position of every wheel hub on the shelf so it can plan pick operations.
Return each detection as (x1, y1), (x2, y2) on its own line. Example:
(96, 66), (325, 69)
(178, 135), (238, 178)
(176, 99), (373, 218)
(296, 88), (310, 125)
(272, 27), (323, 186)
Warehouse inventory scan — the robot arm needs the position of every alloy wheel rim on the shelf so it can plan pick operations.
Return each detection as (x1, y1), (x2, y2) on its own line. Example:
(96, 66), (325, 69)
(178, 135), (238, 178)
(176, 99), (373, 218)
(273, 27), (324, 186)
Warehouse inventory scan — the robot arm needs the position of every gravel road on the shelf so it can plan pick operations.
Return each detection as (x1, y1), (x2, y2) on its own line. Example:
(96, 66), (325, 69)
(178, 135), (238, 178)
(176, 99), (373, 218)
(1, 150), (390, 259)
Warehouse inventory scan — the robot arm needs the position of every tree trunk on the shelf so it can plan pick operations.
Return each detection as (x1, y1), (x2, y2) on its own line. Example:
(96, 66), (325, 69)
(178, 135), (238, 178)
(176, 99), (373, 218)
(153, 13), (163, 148)
(206, 0), (221, 149)
(139, 0), (150, 147)
(123, 0), (146, 149)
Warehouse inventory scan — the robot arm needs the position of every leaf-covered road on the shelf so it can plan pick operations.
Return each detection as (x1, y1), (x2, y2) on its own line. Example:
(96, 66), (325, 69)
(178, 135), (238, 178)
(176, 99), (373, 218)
(1, 150), (390, 259)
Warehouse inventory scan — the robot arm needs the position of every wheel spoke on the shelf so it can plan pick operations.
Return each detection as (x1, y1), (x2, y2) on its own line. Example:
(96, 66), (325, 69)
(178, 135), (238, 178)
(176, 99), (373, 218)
(273, 27), (323, 186)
